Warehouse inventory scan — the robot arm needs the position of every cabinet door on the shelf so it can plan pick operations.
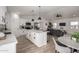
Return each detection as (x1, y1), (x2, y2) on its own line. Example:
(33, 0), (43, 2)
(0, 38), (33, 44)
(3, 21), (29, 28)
(42, 32), (47, 43)
(35, 32), (47, 47)
(35, 33), (44, 43)
(31, 32), (35, 39)
(0, 43), (16, 53)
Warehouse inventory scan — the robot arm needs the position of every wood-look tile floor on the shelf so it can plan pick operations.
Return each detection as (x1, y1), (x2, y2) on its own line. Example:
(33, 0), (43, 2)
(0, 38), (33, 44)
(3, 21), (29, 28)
(16, 35), (55, 53)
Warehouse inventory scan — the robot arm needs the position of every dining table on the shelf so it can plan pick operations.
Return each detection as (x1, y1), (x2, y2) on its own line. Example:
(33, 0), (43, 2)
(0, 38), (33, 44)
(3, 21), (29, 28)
(58, 35), (79, 53)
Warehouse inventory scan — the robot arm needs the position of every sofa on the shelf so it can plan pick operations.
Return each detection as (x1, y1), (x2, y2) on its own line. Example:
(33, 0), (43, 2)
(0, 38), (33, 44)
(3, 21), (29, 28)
(47, 28), (67, 37)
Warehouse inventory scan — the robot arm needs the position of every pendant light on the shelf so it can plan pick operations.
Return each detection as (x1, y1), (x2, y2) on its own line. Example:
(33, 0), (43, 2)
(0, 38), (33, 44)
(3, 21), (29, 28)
(38, 6), (41, 20)
(31, 9), (34, 21)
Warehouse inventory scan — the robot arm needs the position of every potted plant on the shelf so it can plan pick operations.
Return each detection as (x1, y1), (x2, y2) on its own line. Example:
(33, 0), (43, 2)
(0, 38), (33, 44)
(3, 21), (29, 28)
(71, 32), (79, 42)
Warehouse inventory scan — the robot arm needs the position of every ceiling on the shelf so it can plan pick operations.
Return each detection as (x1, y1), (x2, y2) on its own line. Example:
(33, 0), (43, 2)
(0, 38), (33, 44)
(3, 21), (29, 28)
(7, 6), (79, 19)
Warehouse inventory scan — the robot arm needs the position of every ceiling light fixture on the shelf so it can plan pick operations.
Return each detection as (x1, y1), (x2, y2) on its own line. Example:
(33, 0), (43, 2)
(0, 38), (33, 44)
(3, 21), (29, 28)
(31, 9), (35, 21)
(12, 13), (19, 19)
(38, 6), (41, 20)
(56, 13), (62, 17)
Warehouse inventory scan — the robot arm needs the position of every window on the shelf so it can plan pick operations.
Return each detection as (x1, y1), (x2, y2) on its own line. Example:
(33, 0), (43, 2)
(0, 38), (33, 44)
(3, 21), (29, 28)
(70, 21), (79, 29)
(70, 22), (78, 25)
(53, 23), (57, 28)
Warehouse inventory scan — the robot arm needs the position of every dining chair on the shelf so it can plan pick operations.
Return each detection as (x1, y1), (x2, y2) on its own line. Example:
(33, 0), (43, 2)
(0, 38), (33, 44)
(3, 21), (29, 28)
(52, 38), (71, 53)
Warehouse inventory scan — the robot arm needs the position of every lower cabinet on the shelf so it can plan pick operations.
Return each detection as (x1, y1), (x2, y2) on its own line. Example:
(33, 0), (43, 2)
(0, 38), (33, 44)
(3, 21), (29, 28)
(26, 30), (47, 47)
(0, 43), (16, 53)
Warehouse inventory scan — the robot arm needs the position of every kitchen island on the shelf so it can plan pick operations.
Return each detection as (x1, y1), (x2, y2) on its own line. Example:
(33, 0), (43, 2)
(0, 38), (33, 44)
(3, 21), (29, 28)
(26, 30), (47, 47)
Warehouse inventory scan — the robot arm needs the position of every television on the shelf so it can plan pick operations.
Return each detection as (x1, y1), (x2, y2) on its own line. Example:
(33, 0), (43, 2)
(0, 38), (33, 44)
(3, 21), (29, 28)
(59, 23), (66, 26)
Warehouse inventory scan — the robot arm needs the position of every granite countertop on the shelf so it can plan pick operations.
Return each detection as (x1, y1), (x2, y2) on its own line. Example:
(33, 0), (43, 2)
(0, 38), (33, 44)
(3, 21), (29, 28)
(0, 34), (17, 46)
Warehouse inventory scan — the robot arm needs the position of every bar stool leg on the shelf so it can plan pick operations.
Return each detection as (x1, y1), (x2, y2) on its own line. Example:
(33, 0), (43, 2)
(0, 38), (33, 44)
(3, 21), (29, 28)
(70, 48), (74, 53)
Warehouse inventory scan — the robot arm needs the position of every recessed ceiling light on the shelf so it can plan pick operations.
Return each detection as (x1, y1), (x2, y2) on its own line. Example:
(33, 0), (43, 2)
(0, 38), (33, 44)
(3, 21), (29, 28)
(12, 13), (19, 19)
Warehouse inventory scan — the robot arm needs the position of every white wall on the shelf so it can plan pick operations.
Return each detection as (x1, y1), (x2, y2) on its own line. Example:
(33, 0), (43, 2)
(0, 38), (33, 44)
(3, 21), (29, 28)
(5, 13), (20, 36)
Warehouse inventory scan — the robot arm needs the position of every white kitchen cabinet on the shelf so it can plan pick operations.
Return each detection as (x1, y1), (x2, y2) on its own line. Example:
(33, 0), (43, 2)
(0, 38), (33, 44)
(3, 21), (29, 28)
(26, 30), (47, 47)
(0, 43), (16, 53)
(0, 34), (17, 53)
(0, 6), (6, 18)
(0, 6), (6, 24)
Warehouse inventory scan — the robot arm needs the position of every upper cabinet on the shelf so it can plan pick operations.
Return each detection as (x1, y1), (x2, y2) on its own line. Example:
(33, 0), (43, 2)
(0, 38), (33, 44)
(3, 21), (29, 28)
(0, 6), (7, 17)
(0, 6), (7, 24)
